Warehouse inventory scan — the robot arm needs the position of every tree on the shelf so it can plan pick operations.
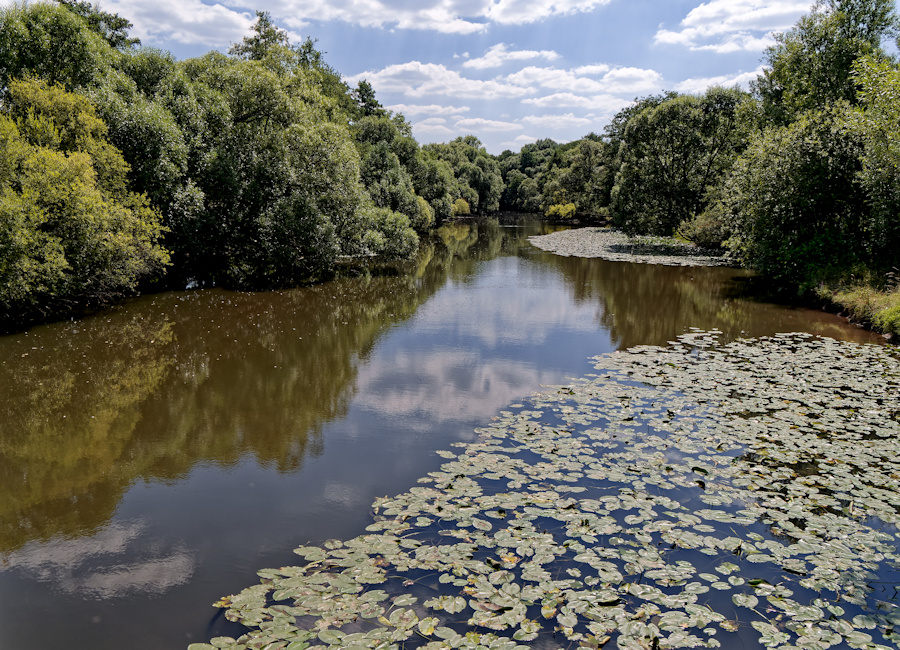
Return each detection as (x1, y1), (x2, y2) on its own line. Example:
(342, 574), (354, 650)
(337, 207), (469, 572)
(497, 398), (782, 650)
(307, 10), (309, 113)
(498, 138), (558, 212)
(851, 55), (900, 267)
(229, 11), (290, 61)
(754, 0), (898, 124)
(723, 104), (868, 284)
(352, 80), (385, 118)
(56, 0), (140, 49)
(0, 79), (168, 317)
(412, 152), (455, 222)
(541, 138), (610, 216)
(611, 86), (752, 235)
(0, 1), (116, 90)
(425, 136), (502, 214)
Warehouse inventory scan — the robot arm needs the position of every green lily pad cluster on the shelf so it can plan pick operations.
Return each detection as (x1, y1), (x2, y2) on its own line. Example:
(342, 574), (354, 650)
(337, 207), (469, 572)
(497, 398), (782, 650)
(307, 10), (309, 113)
(192, 331), (900, 650)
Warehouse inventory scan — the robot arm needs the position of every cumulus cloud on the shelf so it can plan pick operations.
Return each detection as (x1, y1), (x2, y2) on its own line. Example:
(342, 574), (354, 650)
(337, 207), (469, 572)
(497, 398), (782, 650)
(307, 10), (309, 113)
(573, 64), (612, 76)
(674, 67), (764, 94)
(600, 67), (665, 94)
(655, 0), (809, 52)
(464, 43), (560, 69)
(506, 66), (663, 96)
(521, 113), (593, 129)
(455, 117), (524, 132)
(387, 104), (471, 116)
(499, 134), (539, 149)
(106, 0), (254, 46)
(348, 62), (532, 99)
(522, 93), (632, 114)
(486, 0), (612, 25)
(506, 66), (605, 94)
(506, 65), (662, 95)
(113, 0), (616, 42)
(411, 119), (457, 136)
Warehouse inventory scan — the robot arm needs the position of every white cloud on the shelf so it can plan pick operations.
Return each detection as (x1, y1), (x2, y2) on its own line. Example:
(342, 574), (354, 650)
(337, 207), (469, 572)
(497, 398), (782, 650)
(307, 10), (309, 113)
(107, 0), (254, 46)
(348, 62), (532, 99)
(600, 67), (664, 94)
(486, 0), (612, 25)
(115, 0), (615, 41)
(387, 104), (471, 116)
(655, 0), (809, 52)
(507, 65), (662, 96)
(675, 67), (764, 94)
(455, 117), (524, 132)
(507, 66), (605, 94)
(463, 43), (560, 69)
(411, 120), (456, 136)
(499, 134), (539, 150)
(573, 64), (612, 76)
(521, 113), (593, 129)
(522, 93), (631, 114)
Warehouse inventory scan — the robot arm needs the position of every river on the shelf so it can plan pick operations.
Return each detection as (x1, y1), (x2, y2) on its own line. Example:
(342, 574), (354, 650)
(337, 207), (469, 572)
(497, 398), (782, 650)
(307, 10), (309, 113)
(0, 218), (883, 649)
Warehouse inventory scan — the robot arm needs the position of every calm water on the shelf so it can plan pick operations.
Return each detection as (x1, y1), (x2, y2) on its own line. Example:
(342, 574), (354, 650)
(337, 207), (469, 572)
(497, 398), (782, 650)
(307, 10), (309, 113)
(0, 218), (883, 649)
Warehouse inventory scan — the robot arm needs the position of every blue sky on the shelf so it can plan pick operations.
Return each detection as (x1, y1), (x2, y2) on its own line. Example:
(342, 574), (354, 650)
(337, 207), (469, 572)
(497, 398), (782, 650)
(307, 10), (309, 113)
(100, 0), (813, 153)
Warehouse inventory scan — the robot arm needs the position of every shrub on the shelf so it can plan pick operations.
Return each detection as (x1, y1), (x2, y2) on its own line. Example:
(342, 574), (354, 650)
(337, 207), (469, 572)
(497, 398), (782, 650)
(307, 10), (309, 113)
(545, 203), (576, 219)
(452, 198), (470, 216)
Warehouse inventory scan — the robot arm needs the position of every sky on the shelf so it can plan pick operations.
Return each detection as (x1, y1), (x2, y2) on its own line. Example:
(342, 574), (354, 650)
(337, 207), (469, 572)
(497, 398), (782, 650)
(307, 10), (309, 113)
(97, 0), (814, 153)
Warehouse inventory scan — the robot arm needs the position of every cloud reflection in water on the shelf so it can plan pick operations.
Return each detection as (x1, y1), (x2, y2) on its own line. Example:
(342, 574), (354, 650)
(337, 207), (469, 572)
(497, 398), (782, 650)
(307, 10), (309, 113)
(2, 521), (194, 599)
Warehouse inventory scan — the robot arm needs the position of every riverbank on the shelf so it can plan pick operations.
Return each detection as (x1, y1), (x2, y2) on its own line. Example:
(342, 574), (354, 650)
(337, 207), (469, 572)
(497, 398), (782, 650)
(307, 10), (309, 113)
(814, 280), (900, 339)
(530, 226), (900, 338)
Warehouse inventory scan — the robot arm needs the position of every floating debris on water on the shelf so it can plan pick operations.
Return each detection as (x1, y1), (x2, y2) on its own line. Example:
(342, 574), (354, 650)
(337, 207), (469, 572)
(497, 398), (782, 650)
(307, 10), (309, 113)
(193, 331), (900, 650)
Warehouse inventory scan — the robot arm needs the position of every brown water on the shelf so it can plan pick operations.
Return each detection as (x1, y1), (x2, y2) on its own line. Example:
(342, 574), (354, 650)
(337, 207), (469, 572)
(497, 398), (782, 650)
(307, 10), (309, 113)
(0, 218), (882, 649)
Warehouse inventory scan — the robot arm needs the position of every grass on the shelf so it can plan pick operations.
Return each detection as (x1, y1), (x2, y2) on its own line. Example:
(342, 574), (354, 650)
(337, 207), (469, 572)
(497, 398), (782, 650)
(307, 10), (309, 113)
(815, 269), (900, 337)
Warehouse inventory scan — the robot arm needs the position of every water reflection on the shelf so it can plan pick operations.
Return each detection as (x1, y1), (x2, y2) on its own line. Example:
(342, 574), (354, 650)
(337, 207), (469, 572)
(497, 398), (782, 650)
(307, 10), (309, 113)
(6, 521), (194, 599)
(535, 249), (881, 348)
(0, 220), (544, 559)
(0, 217), (885, 650)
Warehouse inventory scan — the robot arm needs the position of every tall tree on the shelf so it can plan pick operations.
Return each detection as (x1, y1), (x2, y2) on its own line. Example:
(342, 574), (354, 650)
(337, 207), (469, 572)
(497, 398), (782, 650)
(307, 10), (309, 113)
(754, 0), (898, 124)
(56, 0), (140, 48)
(611, 86), (752, 235)
(228, 11), (290, 60)
(352, 80), (385, 118)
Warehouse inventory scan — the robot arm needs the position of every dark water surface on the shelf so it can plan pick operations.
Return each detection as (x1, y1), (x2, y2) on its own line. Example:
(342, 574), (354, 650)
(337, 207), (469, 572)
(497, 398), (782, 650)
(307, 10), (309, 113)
(0, 219), (883, 649)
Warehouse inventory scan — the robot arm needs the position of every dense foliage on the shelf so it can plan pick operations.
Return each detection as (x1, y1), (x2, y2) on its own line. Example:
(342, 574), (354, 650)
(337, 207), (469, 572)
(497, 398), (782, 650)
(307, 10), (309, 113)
(424, 136), (503, 215)
(0, 78), (168, 317)
(4, 0), (900, 326)
(0, 3), (482, 325)
(502, 0), (900, 305)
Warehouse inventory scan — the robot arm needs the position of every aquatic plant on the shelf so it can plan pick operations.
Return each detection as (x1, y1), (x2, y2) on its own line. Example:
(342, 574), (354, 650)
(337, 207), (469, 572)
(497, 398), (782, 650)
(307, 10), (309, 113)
(194, 331), (900, 649)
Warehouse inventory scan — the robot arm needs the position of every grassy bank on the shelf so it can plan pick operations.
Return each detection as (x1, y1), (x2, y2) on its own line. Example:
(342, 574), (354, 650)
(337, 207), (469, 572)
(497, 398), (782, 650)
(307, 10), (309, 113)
(816, 273), (900, 338)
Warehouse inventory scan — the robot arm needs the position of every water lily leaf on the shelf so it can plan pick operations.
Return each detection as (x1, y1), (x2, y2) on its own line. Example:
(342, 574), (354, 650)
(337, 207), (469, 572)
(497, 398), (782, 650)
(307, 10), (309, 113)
(393, 594), (417, 607)
(418, 616), (440, 636)
(732, 593), (758, 609)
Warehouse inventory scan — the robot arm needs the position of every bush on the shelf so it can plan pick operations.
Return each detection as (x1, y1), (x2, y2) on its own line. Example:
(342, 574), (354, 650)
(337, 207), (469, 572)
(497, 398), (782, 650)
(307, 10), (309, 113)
(723, 104), (867, 284)
(545, 203), (576, 219)
(0, 80), (168, 317)
(676, 201), (731, 249)
(452, 198), (470, 216)
(411, 195), (435, 232)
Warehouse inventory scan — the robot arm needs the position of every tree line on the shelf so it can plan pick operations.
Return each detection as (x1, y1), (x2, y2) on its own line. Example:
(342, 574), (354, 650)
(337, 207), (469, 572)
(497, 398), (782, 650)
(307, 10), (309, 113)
(0, 1), (504, 326)
(3, 0), (899, 332)
(500, 0), (900, 332)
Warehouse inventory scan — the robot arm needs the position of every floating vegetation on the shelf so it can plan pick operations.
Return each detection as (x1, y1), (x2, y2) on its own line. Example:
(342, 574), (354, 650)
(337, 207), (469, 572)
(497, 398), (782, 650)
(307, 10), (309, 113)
(193, 332), (900, 650)
(528, 228), (732, 267)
